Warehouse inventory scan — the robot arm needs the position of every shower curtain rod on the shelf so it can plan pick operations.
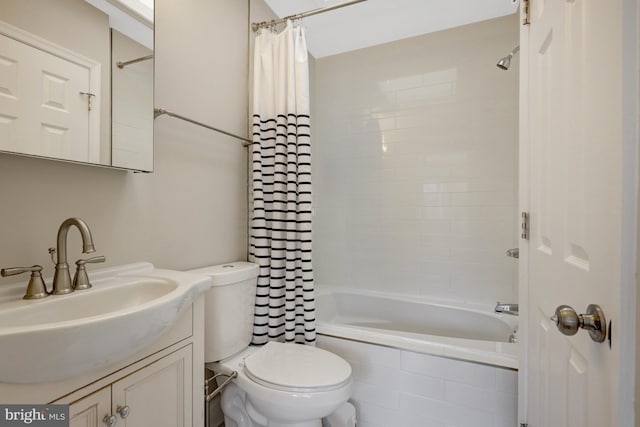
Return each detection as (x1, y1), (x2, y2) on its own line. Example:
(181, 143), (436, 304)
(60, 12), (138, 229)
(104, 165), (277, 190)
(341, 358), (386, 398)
(251, 0), (368, 32)
(154, 108), (252, 147)
(117, 54), (154, 69)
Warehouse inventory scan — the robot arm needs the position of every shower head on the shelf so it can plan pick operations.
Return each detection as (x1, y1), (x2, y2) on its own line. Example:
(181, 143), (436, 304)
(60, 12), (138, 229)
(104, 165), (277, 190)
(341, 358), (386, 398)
(497, 45), (520, 70)
(496, 55), (512, 70)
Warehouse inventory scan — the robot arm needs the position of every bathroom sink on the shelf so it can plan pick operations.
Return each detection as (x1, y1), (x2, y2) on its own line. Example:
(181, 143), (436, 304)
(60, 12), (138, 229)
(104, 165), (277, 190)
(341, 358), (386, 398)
(0, 262), (211, 384)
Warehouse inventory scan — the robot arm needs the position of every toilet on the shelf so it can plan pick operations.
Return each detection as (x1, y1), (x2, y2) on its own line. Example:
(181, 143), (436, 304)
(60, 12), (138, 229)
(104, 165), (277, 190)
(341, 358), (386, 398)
(190, 262), (353, 427)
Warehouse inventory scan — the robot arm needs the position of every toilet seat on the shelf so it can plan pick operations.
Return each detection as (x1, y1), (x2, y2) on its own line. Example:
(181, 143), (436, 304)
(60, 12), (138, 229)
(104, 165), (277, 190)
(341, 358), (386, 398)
(243, 341), (352, 393)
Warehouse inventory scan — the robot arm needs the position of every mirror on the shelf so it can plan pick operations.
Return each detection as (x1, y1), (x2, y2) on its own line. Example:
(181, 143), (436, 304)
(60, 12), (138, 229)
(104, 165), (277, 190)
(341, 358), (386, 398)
(0, 0), (154, 172)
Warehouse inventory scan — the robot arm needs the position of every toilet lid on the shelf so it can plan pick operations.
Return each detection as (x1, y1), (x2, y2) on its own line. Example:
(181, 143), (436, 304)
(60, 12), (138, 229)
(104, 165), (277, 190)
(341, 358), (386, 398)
(243, 341), (352, 392)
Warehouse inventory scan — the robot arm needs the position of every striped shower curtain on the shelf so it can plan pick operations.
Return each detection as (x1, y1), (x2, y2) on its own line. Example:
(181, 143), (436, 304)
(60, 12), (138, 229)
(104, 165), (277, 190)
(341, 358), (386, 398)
(249, 22), (315, 346)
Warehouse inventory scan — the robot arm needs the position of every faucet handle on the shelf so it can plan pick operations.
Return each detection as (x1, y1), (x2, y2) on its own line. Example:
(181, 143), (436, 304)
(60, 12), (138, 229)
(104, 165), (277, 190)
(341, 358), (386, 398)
(73, 256), (105, 290)
(1, 265), (49, 299)
(77, 255), (106, 266)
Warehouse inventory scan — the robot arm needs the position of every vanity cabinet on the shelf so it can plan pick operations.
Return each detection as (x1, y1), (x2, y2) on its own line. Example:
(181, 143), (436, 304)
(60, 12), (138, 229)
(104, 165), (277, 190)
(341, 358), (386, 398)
(0, 298), (205, 427)
(69, 345), (192, 427)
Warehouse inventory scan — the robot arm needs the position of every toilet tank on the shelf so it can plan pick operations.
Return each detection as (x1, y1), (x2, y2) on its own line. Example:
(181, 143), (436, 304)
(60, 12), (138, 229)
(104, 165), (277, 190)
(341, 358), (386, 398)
(188, 262), (259, 363)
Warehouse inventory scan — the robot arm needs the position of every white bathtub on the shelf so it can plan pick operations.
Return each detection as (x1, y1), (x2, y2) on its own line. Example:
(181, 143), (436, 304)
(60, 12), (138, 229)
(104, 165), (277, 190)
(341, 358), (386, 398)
(315, 289), (519, 427)
(316, 289), (519, 369)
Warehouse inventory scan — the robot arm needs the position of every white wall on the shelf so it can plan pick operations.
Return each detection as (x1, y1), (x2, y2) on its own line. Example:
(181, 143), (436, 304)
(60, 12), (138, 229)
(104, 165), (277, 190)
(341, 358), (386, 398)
(313, 15), (519, 306)
(0, 0), (249, 280)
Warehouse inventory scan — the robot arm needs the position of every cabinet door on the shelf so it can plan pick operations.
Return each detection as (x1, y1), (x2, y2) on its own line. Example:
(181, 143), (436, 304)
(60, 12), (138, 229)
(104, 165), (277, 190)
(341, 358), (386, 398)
(112, 345), (192, 427)
(69, 387), (112, 427)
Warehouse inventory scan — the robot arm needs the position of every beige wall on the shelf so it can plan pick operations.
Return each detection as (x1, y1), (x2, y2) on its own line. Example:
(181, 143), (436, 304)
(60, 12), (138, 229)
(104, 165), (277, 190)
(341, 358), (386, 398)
(0, 0), (249, 281)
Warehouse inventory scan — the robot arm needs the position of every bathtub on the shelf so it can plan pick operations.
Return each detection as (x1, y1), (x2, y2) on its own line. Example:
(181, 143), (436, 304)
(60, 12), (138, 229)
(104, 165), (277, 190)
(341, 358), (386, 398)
(315, 289), (519, 427)
(316, 289), (518, 368)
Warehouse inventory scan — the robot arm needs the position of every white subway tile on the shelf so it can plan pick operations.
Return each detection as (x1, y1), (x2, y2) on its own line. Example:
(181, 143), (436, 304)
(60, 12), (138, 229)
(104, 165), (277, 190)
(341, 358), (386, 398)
(422, 246), (452, 262)
(396, 84), (456, 105)
(396, 370), (446, 400)
(445, 381), (496, 412)
(423, 192), (452, 207)
(421, 219), (452, 235)
(422, 164), (453, 179)
(423, 68), (459, 86)
(494, 390), (518, 417)
(495, 413), (518, 427)
(355, 422), (383, 427)
(449, 206), (515, 221)
(356, 401), (404, 427)
(400, 351), (446, 378)
(442, 358), (496, 388)
(451, 191), (516, 207)
(421, 261), (452, 276)
(397, 414), (445, 427)
(495, 368), (518, 391)
(379, 74), (424, 92)
(351, 361), (396, 387)
(423, 207), (453, 220)
(398, 392), (451, 422)
(447, 405), (496, 427)
(353, 381), (401, 408)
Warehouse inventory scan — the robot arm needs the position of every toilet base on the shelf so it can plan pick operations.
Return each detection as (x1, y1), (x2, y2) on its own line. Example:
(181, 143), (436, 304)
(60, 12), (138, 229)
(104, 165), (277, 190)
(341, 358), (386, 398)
(225, 418), (321, 427)
(220, 382), (325, 427)
(225, 415), (322, 427)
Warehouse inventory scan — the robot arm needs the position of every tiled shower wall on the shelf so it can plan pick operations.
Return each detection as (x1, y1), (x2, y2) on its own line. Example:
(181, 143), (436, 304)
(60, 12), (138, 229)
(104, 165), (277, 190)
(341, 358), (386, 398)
(312, 14), (519, 306)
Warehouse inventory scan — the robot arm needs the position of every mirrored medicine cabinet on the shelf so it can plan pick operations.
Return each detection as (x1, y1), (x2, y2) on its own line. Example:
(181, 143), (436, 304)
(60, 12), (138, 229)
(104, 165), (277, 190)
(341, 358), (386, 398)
(0, 0), (154, 172)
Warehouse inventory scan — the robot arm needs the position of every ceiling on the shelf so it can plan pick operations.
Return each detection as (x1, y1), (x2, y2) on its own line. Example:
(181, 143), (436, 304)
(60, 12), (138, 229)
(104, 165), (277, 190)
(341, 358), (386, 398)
(86, 0), (153, 48)
(262, 0), (520, 58)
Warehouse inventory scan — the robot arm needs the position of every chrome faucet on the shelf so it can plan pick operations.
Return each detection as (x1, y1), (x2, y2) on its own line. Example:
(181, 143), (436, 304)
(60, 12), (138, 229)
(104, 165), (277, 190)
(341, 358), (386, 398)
(51, 218), (96, 295)
(495, 302), (519, 316)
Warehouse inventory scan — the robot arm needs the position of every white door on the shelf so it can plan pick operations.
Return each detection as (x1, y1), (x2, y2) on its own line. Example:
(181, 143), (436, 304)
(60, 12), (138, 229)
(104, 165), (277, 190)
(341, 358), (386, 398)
(523, 0), (625, 425)
(0, 32), (96, 162)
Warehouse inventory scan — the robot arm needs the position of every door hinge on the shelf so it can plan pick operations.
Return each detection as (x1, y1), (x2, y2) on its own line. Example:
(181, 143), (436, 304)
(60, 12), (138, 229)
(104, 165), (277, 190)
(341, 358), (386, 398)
(521, 211), (530, 240)
(79, 91), (96, 111)
(522, 0), (531, 25)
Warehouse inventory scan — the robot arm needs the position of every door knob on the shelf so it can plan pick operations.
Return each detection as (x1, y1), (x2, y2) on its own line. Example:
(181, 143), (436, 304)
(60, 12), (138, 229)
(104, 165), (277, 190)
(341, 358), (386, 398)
(551, 304), (606, 343)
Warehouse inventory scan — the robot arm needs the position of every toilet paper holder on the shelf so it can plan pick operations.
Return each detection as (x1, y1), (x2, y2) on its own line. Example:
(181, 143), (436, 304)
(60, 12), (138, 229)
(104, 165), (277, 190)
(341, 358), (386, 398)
(205, 368), (238, 402)
(204, 365), (238, 425)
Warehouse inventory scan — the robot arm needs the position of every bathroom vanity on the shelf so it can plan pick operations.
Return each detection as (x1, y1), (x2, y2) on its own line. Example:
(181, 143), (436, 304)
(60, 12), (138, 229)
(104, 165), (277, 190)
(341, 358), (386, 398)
(0, 300), (205, 426)
(65, 301), (203, 426)
(0, 262), (210, 427)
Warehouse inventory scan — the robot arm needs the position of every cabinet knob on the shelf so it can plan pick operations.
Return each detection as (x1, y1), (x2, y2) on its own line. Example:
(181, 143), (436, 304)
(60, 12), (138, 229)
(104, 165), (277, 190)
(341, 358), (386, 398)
(117, 405), (130, 419)
(103, 414), (117, 427)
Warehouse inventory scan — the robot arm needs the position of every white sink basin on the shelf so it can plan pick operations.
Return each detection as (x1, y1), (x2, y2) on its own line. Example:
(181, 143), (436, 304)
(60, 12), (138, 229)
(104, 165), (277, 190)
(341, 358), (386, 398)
(0, 263), (211, 383)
